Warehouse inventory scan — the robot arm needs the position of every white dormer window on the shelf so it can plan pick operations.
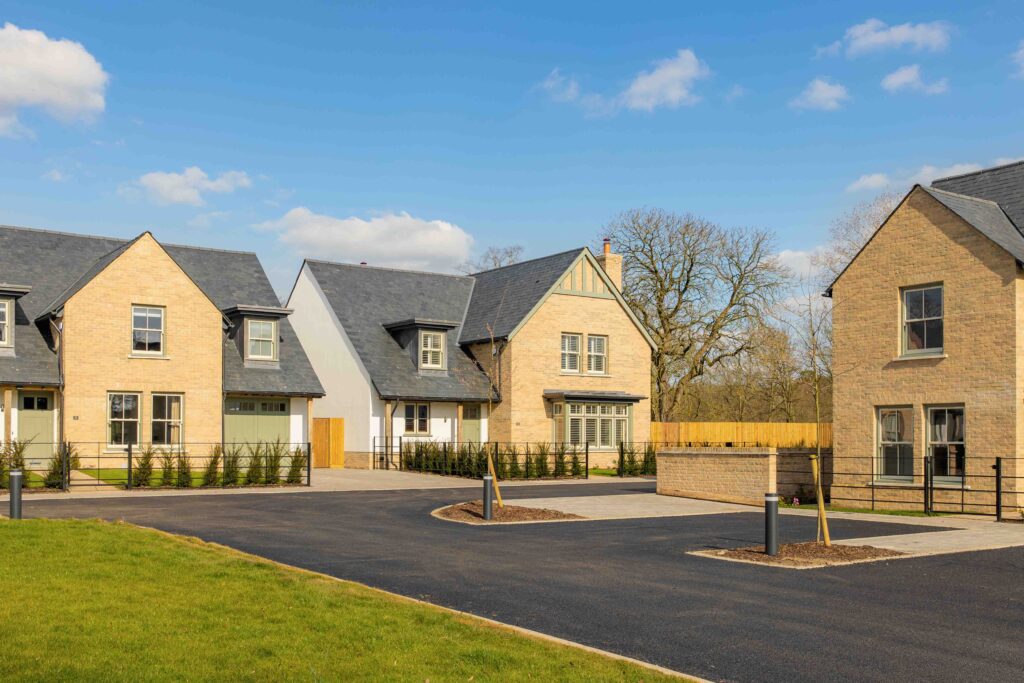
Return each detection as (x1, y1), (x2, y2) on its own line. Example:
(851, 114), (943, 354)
(0, 299), (11, 348)
(247, 319), (278, 361)
(132, 305), (165, 355)
(420, 331), (445, 369)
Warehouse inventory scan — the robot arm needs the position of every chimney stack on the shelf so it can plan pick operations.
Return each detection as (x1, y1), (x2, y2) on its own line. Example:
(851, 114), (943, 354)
(595, 237), (622, 291)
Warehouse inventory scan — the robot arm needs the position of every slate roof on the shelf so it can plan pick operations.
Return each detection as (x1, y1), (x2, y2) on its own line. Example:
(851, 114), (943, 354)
(304, 261), (495, 401)
(932, 161), (1024, 230)
(460, 248), (582, 344)
(920, 187), (1024, 262)
(0, 225), (322, 396)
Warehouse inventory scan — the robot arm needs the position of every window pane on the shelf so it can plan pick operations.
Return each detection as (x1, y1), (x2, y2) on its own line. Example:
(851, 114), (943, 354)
(906, 290), (924, 320)
(153, 422), (167, 445)
(110, 394), (123, 419)
(418, 405), (429, 420)
(168, 397), (182, 420)
(153, 395), (166, 418)
(585, 417), (597, 445)
(599, 418), (611, 447)
(124, 421), (138, 444)
(930, 409), (946, 442)
(924, 319), (943, 350)
(906, 321), (926, 350)
(923, 287), (942, 318)
(569, 417), (581, 444)
(123, 395), (139, 419)
(110, 421), (124, 445)
(947, 409), (964, 442)
(37, 397), (48, 410)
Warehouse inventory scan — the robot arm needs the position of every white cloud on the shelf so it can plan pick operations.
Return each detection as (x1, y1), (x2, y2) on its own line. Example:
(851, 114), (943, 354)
(41, 169), (67, 182)
(994, 156), (1024, 166)
(539, 48), (710, 115)
(814, 41), (842, 59)
(1013, 40), (1024, 78)
(790, 78), (850, 111)
(0, 23), (108, 138)
(620, 49), (711, 111)
(907, 163), (983, 185)
(881, 65), (948, 94)
(133, 167), (252, 206)
(839, 18), (951, 57)
(777, 248), (826, 279)
(187, 211), (230, 228)
(724, 85), (746, 102)
(257, 208), (473, 272)
(846, 173), (890, 192)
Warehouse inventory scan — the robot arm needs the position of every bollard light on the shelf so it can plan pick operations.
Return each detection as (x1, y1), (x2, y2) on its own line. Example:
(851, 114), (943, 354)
(764, 493), (779, 556)
(9, 469), (23, 520)
(482, 474), (494, 521)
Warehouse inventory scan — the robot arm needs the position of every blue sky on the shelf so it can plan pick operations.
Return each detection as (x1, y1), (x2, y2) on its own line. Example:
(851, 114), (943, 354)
(2, 1), (1023, 295)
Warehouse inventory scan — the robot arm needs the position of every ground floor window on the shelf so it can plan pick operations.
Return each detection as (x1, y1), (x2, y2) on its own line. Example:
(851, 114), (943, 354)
(108, 392), (140, 447)
(404, 403), (429, 434)
(152, 394), (183, 447)
(558, 402), (630, 448)
(877, 407), (913, 479)
(928, 406), (965, 480)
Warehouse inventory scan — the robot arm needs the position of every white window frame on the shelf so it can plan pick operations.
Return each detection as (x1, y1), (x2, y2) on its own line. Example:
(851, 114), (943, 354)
(419, 331), (445, 370)
(151, 394), (184, 448)
(131, 305), (165, 356)
(561, 333), (581, 373)
(587, 335), (608, 375)
(404, 403), (430, 435)
(560, 402), (629, 449)
(877, 406), (913, 480)
(246, 319), (278, 361)
(0, 298), (11, 348)
(108, 392), (141, 449)
(901, 285), (943, 356)
(927, 406), (965, 482)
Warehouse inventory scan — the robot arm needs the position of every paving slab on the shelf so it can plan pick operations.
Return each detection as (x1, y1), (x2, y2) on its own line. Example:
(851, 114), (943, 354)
(507, 493), (753, 519)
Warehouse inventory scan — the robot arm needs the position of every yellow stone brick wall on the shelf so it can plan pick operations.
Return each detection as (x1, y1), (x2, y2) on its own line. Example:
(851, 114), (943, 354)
(506, 291), (651, 446)
(832, 188), (1021, 512)
(465, 340), (511, 442)
(657, 447), (776, 506)
(61, 234), (224, 452)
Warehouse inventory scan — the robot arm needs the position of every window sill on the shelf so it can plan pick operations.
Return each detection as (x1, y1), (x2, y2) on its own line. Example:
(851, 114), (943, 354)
(128, 354), (170, 360)
(891, 353), (946, 362)
(868, 479), (968, 490)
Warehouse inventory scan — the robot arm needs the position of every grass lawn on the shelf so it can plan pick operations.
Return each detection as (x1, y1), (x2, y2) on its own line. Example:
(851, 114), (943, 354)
(77, 469), (301, 488)
(0, 519), (681, 682)
(589, 468), (620, 477)
(781, 502), (949, 517)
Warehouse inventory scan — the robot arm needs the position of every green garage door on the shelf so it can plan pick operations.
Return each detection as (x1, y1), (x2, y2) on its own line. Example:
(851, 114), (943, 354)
(224, 397), (291, 445)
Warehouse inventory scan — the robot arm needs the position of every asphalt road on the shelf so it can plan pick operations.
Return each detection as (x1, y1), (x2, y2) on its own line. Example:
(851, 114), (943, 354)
(21, 481), (1024, 682)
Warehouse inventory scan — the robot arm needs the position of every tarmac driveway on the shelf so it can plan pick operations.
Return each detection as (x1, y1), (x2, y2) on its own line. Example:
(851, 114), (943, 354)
(21, 480), (1024, 682)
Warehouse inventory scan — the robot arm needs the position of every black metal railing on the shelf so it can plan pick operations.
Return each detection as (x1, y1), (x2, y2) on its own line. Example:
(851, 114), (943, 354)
(0, 440), (312, 491)
(371, 439), (591, 480)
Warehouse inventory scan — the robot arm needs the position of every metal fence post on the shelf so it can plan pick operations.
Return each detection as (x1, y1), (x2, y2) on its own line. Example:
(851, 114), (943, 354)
(994, 457), (1003, 522)
(617, 442), (625, 477)
(61, 443), (69, 491)
(764, 493), (779, 556)
(126, 442), (134, 490)
(923, 455), (933, 515)
(482, 474), (494, 520)
(306, 442), (312, 486)
(9, 469), (23, 519)
(585, 442), (589, 477)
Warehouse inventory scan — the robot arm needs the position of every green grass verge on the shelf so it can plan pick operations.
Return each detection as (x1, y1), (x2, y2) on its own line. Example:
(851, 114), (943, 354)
(588, 468), (620, 477)
(78, 468), (209, 488)
(781, 502), (949, 517)
(0, 519), (682, 681)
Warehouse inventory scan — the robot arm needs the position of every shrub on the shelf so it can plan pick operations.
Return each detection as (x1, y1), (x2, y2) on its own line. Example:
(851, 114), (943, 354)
(5, 439), (30, 487)
(222, 445), (242, 486)
(534, 445), (550, 478)
(43, 450), (64, 489)
(553, 444), (567, 478)
(244, 443), (264, 485)
(624, 445), (640, 476)
(159, 451), (175, 486)
(0, 444), (7, 489)
(641, 443), (657, 475)
(286, 446), (307, 484)
(134, 446), (155, 487)
(201, 446), (221, 487)
(495, 450), (510, 479)
(507, 446), (522, 479)
(175, 453), (192, 488)
(570, 451), (583, 477)
(265, 439), (286, 485)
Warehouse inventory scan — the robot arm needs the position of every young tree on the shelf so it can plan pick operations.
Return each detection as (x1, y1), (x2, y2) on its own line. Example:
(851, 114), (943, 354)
(603, 208), (789, 421)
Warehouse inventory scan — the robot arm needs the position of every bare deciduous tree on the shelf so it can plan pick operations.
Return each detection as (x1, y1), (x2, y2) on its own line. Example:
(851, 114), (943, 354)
(604, 208), (789, 421)
(814, 191), (901, 285)
(459, 245), (524, 274)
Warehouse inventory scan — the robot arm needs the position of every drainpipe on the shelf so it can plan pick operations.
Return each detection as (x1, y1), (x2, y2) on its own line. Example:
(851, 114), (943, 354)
(51, 316), (65, 445)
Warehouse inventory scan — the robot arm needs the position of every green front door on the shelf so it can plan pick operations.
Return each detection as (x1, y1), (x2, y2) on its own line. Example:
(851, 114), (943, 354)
(463, 404), (481, 444)
(18, 391), (55, 464)
(224, 397), (291, 445)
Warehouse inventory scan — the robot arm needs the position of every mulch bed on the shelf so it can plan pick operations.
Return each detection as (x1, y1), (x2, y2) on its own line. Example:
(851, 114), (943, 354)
(436, 500), (583, 524)
(707, 541), (904, 568)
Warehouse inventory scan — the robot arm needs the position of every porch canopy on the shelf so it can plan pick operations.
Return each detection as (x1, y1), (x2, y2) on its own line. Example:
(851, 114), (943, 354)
(542, 390), (645, 403)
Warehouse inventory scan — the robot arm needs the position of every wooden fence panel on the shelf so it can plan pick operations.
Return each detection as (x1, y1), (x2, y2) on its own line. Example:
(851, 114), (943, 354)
(651, 421), (832, 448)
(312, 417), (345, 468)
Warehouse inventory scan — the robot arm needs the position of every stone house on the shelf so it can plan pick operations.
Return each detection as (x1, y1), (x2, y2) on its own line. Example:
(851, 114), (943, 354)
(828, 161), (1024, 512)
(287, 241), (655, 468)
(0, 226), (323, 470)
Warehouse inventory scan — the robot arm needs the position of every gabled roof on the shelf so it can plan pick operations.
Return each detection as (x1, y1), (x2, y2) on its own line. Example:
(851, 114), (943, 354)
(920, 186), (1024, 262)
(931, 160), (1024, 229)
(0, 225), (322, 395)
(303, 260), (495, 402)
(459, 248), (583, 344)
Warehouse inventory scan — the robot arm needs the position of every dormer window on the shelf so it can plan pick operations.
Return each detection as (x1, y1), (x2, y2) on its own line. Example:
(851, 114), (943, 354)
(132, 305), (165, 355)
(420, 331), (445, 369)
(0, 299), (11, 348)
(247, 319), (278, 361)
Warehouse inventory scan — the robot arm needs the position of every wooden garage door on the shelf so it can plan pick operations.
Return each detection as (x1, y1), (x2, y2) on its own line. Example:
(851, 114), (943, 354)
(224, 397), (291, 445)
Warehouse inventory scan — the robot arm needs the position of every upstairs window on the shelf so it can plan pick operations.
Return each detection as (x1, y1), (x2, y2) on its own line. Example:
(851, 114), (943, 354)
(902, 285), (943, 355)
(561, 333), (581, 372)
(420, 331), (445, 369)
(587, 335), (608, 374)
(247, 319), (277, 360)
(0, 299), (10, 347)
(132, 306), (164, 355)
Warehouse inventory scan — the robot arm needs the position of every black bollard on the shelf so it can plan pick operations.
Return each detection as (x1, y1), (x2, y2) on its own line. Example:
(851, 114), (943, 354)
(482, 474), (494, 521)
(764, 493), (779, 556)
(9, 469), (23, 520)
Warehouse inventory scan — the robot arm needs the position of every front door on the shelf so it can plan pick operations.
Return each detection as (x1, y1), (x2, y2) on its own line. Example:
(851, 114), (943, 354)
(463, 404), (481, 444)
(18, 391), (55, 465)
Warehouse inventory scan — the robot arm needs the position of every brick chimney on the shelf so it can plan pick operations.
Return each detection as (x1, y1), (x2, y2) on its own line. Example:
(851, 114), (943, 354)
(595, 237), (623, 291)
